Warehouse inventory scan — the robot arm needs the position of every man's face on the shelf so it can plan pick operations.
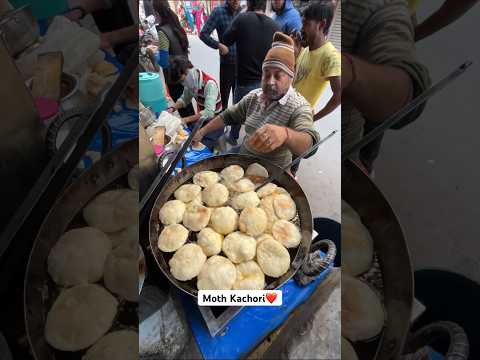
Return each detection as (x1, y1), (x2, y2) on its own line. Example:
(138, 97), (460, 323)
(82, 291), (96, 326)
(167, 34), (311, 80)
(262, 67), (292, 101)
(272, 0), (285, 12)
(301, 18), (323, 47)
(154, 11), (162, 24)
(179, 73), (188, 84)
(228, 0), (240, 11)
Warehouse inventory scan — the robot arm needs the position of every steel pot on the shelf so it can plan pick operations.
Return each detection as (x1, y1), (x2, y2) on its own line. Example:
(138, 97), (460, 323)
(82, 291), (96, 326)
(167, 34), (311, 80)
(148, 154), (314, 298)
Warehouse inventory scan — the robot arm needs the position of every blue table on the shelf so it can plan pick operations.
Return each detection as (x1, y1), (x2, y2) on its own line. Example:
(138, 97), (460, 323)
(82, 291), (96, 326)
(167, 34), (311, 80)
(181, 260), (333, 360)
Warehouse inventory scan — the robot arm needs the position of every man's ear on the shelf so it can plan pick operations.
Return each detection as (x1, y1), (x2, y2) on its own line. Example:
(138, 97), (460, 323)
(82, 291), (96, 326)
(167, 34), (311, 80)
(318, 19), (327, 33)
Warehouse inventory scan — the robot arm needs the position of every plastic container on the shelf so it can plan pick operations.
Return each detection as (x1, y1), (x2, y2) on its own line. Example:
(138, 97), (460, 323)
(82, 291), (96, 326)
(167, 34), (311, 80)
(139, 72), (168, 113)
(34, 97), (59, 127)
(9, 0), (68, 20)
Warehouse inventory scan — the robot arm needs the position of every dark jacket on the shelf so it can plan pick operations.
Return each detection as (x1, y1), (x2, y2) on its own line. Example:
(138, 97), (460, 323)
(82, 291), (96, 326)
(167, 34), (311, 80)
(223, 12), (281, 85)
(156, 24), (188, 58)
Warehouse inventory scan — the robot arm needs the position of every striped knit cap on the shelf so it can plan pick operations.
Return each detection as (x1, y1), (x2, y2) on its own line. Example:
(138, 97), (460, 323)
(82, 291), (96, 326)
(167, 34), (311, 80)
(262, 32), (295, 77)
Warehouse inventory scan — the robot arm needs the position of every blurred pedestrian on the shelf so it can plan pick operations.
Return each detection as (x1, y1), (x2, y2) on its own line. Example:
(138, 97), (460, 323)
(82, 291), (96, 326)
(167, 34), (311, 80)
(222, 0), (281, 145)
(271, 0), (302, 35)
(168, 56), (224, 150)
(152, 0), (195, 118)
(192, 1), (206, 35)
(293, 1), (341, 121)
(184, 1), (196, 34)
(200, 0), (241, 116)
(290, 1), (341, 174)
(193, 32), (320, 170)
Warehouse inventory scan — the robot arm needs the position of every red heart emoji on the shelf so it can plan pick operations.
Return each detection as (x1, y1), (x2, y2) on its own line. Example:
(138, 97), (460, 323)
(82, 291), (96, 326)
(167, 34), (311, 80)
(265, 292), (277, 304)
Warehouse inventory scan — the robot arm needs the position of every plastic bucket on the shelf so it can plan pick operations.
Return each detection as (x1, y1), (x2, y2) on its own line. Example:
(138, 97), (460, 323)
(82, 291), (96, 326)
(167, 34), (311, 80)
(139, 72), (168, 113)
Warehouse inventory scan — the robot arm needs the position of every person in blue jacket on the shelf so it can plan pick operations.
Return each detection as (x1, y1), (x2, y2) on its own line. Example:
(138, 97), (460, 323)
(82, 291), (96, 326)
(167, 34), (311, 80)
(271, 0), (302, 35)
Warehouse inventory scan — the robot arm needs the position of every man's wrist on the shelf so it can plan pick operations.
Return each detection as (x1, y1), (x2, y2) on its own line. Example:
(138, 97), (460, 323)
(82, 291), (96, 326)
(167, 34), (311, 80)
(283, 126), (293, 148)
(342, 53), (357, 89)
(313, 112), (323, 121)
(65, 6), (87, 20)
(105, 31), (117, 46)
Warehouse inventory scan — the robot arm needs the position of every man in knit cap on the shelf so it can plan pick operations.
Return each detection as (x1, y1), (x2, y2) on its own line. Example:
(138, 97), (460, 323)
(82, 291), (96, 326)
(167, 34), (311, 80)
(193, 32), (319, 170)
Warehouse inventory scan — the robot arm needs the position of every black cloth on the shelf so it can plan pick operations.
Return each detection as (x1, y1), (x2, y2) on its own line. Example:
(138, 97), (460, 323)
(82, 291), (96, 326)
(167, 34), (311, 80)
(219, 62), (236, 110)
(157, 23), (189, 85)
(413, 270), (480, 358)
(91, 0), (133, 33)
(143, 0), (154, 17)
(313, 218), (341, 267)
(157, 24), (188, 58)
(90, 0), (135, 62)
(223, 12), (281, 86)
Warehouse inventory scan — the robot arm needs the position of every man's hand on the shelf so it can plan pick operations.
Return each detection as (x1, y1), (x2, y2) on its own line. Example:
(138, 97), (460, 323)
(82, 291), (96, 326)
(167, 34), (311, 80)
(100, 32), (113, 50)
(63, 7), (85, 21)
(183, 114), (201, 125)
(192, 128), (204, 143)
(168, 101), (182, 112)
(341, 53), (414, 123)
(145, 47), (155, 57)
(314, 76), (342, 121)
(146, 45), (159, 53)
(249, 124), (288, 153)
(341, 53), (354, 91)
(218, 43), (229, 56)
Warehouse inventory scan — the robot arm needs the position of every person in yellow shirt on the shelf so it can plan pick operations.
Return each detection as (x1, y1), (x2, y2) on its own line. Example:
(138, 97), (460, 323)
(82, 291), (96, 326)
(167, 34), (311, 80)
(408, 0), (421, 14)
(292, 1), (341, 122)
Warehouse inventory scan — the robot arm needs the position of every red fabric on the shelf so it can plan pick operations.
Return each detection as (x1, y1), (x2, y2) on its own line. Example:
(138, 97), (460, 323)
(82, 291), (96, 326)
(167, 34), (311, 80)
(34, 97), (59, 121)
(196, 71), (222, 115)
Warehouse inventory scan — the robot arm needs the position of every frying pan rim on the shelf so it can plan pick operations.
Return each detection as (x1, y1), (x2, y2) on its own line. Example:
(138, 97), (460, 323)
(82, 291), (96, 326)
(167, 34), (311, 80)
(148, 153), (314, 298)
(342, 159), (413, 360)
(23, 140), (137, 360)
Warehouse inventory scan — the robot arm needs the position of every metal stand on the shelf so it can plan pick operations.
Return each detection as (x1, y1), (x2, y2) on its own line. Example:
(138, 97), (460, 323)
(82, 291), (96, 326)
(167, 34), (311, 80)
(197, 306), (244, 337)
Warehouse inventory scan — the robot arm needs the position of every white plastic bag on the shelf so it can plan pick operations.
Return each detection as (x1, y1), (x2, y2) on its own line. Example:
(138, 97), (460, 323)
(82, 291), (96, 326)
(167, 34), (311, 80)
(36, 16), (101, 74)
(156, 111), (183, 138)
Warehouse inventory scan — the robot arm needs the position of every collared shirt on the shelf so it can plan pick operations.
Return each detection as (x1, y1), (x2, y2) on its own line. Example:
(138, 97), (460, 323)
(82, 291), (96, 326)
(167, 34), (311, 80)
(178, 80), (220, 119)
(221, 87), (320, 168)
(199, 3), (239, 64)
(177, 68), (219, 118)
(342, 0), (431, 159)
